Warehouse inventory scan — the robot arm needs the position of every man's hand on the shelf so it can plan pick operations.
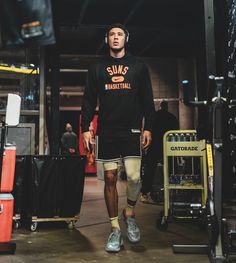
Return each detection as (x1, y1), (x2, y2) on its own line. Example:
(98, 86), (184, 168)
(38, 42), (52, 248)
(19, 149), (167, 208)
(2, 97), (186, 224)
(142, 130), (152, 150)
(82, 131), (93, 152)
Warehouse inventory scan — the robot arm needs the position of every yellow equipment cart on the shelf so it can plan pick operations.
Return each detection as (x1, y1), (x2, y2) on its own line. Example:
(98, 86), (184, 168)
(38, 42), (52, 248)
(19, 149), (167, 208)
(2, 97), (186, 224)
(158, 130), (208, 230)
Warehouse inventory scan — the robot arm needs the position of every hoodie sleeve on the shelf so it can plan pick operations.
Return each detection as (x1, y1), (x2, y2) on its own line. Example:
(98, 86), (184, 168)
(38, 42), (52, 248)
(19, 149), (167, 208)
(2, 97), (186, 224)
(81, 65), (98, 133)
(140, 63), (155, 132)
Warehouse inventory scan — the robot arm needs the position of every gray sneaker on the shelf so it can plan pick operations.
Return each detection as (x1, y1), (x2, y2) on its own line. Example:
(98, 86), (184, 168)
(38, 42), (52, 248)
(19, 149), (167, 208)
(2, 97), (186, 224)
(105, 228), (123, 252)
(123, 211), (140, 243)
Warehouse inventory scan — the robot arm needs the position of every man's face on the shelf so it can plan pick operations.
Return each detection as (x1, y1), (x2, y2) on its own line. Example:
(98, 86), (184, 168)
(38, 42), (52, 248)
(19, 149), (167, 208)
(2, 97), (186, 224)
(107, 27), (126, 51)
(66, 124), (72, 132)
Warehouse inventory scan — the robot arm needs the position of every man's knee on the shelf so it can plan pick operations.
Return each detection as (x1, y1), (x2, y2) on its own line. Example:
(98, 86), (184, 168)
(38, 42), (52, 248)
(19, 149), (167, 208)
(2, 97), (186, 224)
(124, 158), (141, 183)
(124, 158), (142, 201)
(104, 162), (118, 186)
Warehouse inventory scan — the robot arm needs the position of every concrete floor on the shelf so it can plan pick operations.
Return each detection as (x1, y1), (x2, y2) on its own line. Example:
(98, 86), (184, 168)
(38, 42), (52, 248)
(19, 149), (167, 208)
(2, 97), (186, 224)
(2, 177), (209, 263)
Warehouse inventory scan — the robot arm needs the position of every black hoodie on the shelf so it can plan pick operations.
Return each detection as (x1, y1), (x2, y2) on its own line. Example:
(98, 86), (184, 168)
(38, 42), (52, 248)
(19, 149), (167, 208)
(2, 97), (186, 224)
(81, 53), (155, 137)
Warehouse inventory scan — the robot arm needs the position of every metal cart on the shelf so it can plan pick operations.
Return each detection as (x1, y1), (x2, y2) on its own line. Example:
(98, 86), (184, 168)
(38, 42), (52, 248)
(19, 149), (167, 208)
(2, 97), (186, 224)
(158, 130), (208, 230)
(30, 215), (80, 231)
(25, 155), (86, 232)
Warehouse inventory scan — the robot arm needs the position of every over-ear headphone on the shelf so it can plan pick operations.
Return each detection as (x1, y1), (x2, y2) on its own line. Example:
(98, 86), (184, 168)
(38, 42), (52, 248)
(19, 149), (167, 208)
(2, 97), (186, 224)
(105, 24), (129, 44)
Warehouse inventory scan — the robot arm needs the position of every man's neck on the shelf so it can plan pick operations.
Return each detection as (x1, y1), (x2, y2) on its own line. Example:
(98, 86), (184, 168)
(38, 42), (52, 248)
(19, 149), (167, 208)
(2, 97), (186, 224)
(109, 48), (125, 58)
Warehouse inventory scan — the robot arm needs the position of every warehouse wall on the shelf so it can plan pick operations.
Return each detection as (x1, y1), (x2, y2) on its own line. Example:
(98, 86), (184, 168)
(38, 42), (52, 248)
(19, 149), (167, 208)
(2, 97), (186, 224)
(143, 57), (196, 129)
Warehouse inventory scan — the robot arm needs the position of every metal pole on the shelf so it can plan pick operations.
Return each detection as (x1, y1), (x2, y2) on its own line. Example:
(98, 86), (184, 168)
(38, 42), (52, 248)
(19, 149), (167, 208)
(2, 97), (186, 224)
(39, 47), (45, 155)
(50, 45), (60, 155)
(204, 0), (216, 76)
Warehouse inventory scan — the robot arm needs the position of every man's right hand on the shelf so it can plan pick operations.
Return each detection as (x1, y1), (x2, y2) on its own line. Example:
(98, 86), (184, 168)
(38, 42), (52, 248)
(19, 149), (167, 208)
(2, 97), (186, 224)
(82, 131), (93, 152)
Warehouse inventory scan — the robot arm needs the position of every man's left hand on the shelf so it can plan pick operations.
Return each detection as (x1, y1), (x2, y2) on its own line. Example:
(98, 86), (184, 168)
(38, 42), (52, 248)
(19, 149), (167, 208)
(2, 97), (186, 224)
(142, 130), (152, 149)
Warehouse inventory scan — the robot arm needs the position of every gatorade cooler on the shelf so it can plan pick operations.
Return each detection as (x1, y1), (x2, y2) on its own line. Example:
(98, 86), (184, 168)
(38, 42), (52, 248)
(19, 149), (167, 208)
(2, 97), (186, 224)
(0, 145), (16, 193)
(0, 193), (14, 243)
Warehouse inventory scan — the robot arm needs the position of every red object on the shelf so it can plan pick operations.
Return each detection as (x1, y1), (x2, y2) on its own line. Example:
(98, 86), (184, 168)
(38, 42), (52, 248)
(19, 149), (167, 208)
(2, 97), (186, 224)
(0, 194), (14, 243)
(0, 146), (16, 193)
(79, 115), (98, 174)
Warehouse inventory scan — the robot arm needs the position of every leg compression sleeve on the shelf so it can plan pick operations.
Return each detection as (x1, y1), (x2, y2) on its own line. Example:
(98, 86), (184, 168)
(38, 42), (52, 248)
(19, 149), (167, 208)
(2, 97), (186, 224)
(124, 158), (142, 202)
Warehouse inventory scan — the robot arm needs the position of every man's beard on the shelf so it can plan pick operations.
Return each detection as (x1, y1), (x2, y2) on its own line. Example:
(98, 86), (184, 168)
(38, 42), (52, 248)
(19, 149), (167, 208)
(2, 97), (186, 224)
(110, 47), (124, 53)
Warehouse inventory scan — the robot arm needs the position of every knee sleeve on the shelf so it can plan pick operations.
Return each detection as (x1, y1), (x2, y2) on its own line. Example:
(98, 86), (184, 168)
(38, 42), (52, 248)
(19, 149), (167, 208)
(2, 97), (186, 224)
(124, 158), (142, 202)
(103, 161), (118, 171)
